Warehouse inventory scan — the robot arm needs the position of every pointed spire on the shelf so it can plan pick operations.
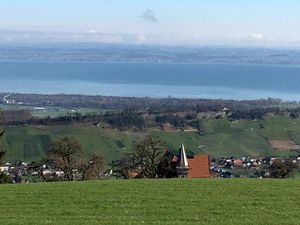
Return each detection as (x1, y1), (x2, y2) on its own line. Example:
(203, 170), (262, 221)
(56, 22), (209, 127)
(176, 140), (190, 178)
(179, 140), (189, 168)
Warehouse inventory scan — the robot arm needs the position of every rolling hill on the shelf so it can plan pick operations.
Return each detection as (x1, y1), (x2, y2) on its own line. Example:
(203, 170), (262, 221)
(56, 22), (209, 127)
(1, 116), (300, 162)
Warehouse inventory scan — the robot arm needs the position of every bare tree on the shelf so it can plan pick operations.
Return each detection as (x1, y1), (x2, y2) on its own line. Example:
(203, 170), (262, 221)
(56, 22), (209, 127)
(47, 136), (84, 181)
(27, 160), (60, 182)
(80, 153), (106, 180)
(132, 136), (165, 178)
(47, 137), (106, 181)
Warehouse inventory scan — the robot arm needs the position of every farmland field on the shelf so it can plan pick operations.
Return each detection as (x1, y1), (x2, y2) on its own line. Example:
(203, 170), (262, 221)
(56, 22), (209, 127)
(0, 179), (299, 225)
(2, 116), (300, 162)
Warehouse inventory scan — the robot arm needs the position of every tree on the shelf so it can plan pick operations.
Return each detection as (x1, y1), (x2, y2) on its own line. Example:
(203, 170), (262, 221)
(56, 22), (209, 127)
(268, 159), (298, 178)
(47, 136), (106, 181)
(47, 137), (84, 181)
(111, 157), (133, 179)
(27, 160), (60, 182)
(80, 153), (106, 180)
(157, 150), (177, 178)
(131, 136), (165, 178)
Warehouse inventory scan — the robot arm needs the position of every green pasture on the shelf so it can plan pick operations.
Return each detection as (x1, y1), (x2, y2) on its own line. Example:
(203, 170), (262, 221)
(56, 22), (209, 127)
(0, 179), (299, 225)
(2, 124), (138, 162)
(152, 116), (300, 158)
(0, 104), (104, 118)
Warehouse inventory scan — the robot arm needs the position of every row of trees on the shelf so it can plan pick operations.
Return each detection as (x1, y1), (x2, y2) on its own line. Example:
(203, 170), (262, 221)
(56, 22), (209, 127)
(1, 109), (145, 130)
(28, 135), (172, 181)
(4, 93), (289, 112)
(228, 107), (282, 120)
(3, 106), (300, 135)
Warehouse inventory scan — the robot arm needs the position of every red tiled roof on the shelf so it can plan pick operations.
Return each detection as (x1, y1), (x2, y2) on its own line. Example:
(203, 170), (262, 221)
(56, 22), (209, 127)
(187, 155), (211, 178)
(234, 159), (242, 167)
(171, 155), (178, 162)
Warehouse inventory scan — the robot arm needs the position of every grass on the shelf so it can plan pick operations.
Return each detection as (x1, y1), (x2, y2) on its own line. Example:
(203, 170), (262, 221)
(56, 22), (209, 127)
(2, 115), (300, 162)
(0, 104), (106, 118)
(0, 179), (299, 225)
(2, 124), (138, 162)
(152, 116), (300, 158)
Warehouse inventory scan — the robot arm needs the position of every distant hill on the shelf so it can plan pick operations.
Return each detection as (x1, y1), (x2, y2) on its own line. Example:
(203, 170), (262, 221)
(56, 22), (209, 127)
(1, 116), (300, 163)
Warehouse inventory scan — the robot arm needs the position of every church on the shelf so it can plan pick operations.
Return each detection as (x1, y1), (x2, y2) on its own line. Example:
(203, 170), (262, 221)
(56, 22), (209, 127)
(175, 141), (211, 178)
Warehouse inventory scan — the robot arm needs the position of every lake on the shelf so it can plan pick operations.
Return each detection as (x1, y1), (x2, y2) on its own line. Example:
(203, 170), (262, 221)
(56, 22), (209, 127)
(1, 61), (300, 100)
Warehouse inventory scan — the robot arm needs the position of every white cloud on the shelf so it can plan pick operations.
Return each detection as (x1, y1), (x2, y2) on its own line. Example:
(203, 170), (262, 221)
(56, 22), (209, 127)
(0, 30), (156, 44)
(135, 34), (147, 43)
(85, 29), (99, 34)
(2, 29), (300, 47)
(250, 33), (264, 41)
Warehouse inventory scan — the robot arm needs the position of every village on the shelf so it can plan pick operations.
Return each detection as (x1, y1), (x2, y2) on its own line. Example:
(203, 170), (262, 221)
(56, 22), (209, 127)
(1, 141), (300, 183)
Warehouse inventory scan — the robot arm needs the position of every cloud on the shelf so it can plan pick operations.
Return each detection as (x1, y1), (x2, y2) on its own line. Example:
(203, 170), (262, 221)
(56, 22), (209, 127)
(135, 34), (147, 43)
(250, 33), (264, 41)
(141, 9), (158, 23)
(0, 29), (155, 44)
(0, 29), (127, 43)
(85, 29), (99, 34)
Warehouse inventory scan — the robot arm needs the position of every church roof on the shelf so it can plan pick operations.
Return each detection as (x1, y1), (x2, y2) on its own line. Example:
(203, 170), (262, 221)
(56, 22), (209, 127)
(187, 155), (211, 178)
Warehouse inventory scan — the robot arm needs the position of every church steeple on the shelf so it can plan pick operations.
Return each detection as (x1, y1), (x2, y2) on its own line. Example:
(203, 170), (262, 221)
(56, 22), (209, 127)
(179, 141), (189, 168)
(176, 141), (189, 178)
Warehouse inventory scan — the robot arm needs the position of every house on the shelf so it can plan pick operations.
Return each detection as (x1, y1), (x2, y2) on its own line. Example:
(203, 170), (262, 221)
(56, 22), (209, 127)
(233, 159), (242, 168)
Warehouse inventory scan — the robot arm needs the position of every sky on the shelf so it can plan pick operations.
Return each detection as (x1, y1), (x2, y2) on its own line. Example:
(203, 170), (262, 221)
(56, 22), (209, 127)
(1, 0), (300, 46)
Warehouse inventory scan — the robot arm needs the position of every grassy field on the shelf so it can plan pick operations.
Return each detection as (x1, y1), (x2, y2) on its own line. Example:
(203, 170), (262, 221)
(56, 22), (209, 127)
(0, 104), (105, 118)
(2, 115), (300, 162)
(0, 179), (299, 225)
(2, 124), (139, 162)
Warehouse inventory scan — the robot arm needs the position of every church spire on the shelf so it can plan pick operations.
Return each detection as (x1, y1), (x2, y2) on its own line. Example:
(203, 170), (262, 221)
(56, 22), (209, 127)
(179, 141), (189, 168)
(177, 140), (189, 178)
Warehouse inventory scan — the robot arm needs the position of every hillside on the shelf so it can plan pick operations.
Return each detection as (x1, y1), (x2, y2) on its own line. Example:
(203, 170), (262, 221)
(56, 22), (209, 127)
(0, 179), (299, 225)
(1, 116), (300, 162)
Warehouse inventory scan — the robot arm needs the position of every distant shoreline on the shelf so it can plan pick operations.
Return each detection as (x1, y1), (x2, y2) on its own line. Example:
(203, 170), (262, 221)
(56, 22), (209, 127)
(2, 44), (300, 65)
(1, 92), (298, 112)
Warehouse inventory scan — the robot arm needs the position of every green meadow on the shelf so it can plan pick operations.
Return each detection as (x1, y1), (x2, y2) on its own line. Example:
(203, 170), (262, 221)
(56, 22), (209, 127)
(0, 179), (299, 225)
(2, 116), (300, 162)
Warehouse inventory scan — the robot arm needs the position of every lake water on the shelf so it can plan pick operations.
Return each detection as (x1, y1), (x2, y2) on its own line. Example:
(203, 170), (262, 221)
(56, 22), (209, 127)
(1, 61), (300, 100)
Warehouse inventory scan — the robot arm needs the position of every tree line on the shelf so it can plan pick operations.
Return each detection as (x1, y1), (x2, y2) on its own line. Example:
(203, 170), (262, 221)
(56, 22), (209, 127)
(3, 106), (300, 133)
(0, 109), (145, 130)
